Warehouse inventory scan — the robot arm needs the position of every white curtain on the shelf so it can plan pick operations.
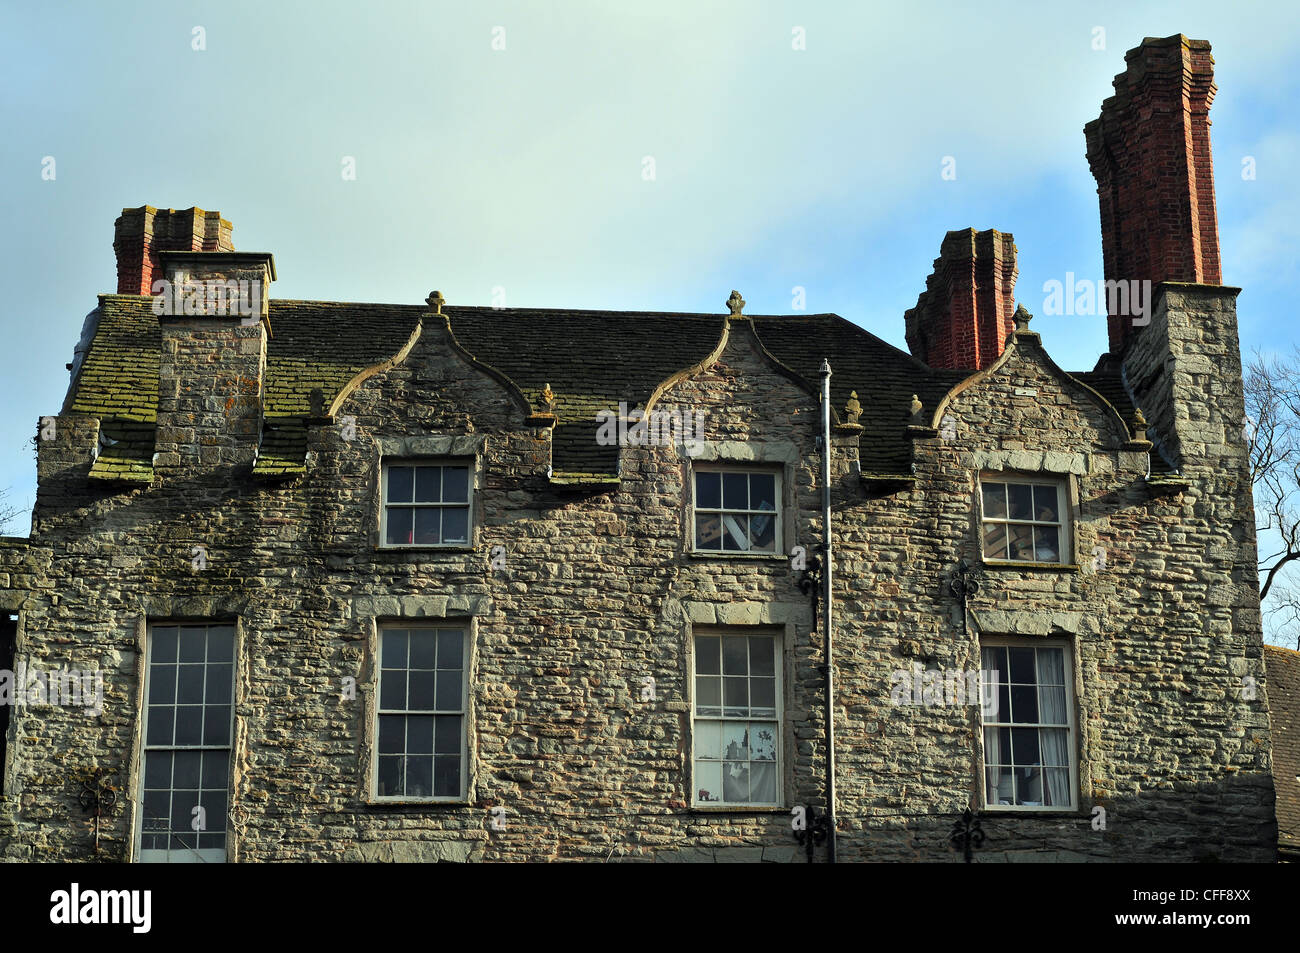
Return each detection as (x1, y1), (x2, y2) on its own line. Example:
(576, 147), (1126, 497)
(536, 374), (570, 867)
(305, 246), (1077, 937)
(1036, 649), (1070, 806)
(981, 647), (1003, 804)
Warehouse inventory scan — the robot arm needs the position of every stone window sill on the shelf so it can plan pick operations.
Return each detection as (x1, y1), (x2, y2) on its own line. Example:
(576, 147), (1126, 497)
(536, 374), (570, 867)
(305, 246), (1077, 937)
(980, 560), (1080, 572)
(689, 805), (787, 814)
(687, 552), (787, 562)
(374, 545), (476, 554)
(365, 798), (473, 808)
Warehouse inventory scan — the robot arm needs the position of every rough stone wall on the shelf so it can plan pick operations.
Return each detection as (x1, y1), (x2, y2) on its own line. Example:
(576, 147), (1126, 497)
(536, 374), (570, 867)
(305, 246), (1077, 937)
(0, 295), (1276, 862)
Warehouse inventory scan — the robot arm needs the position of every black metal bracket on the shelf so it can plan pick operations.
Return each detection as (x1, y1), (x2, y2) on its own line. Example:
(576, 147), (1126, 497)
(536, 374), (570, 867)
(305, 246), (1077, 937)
(949, 807), (985, 863)
(797, 544), (826, 625)
(793, 805), (832, 863)
(77, 767), (118, 858)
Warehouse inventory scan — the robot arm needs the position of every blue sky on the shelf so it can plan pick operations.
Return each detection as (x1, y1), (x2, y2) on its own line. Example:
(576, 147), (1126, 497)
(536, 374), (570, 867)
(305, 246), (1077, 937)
(2, 1), (1297, 633)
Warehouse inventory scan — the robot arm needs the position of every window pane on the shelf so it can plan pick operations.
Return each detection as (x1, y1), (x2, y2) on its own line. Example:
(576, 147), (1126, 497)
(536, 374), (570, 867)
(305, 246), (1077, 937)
(173, 751), (201, 789)
(200, 751), (228, 789)
(751, 513), (775, 551)
(377, 755), (403, 796)
(1017, 766), (1043, 805)
(696, 471), (721, 510)
(175, 707), (203, 746)
(1009, 524), (1033, 560)
(722, 472), (748, 510)
(1008, 484), (1033, 520)
(695, 720), (721, 760)
(695, 676), (720, 712)
(1011, 727), (1040, 766)
(205, 664), (232, 704)
(695, 760), (722, 803)
(987, 765), (1014, 805)
(409, 633), (437, 669)
(387, 466), (414, 503)
(1033, 525), (1060, 562)
(1042, 767), (1070, 806)
(696, 637), (720, 675)
(385, 507), (413, 545)
(149, 665), (176, 705)
(722, 637), (749, 676)
(442, 467), (469, 503)
(1008, 647), (1036, 683)
(721, 514), (749, 550)
(1010, 684), (1038, 723)
(436, 670), (462, 711)
(408, 670), (437, 710)
(146, 706), (174, 746)
(1037, 647), (1065, 684)
(414, 466), (441, 503)
(177, 665), (204, 704)
(382, 631), (408, 668)
(441, 507), (469, 544)
(982, 483), (1007, 520)
(206, 628), (234, 663)
(751, 677), (776, 714)
(722, 722), (749, 760)
(378, 715), (404, 754)
(413, 508), (441, 545)
(405, 756), (433, 797)
(983, 523), (1008, 560)
(695, 514), (721, 549)
(199, 789), (227, 840)
(144, 752), (172, 789)
(750, 722), (777, 760)
(1033, 485), (1058, 521)
(751, 762), (777, 803)
(151, 628), (178, 663)
(434, 715), (462, 755)
(179, 629), (206, 663)
(750, 473), (776, 512)
(722, 761), (751, 802)
(434, 755), (461, 797)
(203, 705), (230, 746)
(438, 630), (464, 671)
(406, 716), (434, 754)
(379, 670), (406, 710)
(723, 677), (748, 714)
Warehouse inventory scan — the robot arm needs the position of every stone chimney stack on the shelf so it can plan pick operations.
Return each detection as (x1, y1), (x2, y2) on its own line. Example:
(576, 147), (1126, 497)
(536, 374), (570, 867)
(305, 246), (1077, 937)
(904, 228), (1018, 370)
(113, 206), (234, 295)
(1085, 35), (1222, 355)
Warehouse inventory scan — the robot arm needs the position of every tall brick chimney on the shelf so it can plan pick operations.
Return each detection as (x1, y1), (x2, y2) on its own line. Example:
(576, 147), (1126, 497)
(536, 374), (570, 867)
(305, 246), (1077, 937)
(904, 228), (1018, 370)
(113, 206), (234, 295)
(1085, 35), (1222, 355)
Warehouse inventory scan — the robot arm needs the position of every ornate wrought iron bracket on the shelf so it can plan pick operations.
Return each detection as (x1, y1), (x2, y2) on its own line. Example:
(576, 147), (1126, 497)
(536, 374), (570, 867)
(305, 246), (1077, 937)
(798, 544), (825, 625)
(793, 804), (832, 863)
(77, 767), (118, 858)
(949, 559), (982, 602)
(949, 807), (985, 863)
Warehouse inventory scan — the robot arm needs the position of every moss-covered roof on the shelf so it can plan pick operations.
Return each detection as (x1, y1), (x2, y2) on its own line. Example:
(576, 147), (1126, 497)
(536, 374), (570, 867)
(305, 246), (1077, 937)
(66, 296), (1143, 482)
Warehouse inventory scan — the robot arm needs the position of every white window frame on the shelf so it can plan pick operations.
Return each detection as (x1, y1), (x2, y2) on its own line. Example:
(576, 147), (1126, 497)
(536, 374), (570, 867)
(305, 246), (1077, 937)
(690, 629), (783, 808)
(978, 475), (1071, 564)
(979, 638), (1078, 813)
(371, 623), (469, 802)
(379, 458), (474, 549)
(135, 622), (235, 863)
(691, 464), (783, 555)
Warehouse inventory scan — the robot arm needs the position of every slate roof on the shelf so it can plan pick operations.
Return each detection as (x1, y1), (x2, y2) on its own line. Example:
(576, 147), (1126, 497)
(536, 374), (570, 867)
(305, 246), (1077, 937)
(1265, 644), (1300, 856)
(66, 296), (1142, 483)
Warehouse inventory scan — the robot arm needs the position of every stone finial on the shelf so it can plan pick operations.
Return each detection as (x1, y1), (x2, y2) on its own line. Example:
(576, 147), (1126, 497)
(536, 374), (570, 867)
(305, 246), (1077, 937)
(844, 390), (862, 425)
(426, 290), (445, 314)
(910, 394), (923, 418)
(540, 383), (556, 414)
(1133, 407), (1148, 430)
(726, 290), (746, 316)
(1013, 303), (1032, 331)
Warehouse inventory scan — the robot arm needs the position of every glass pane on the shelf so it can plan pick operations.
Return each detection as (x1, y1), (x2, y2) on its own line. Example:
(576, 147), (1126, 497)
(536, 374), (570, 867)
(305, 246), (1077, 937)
(173, 751), (201, 789)
(199, 789), (227, 838)
(1041, 727), (1070, 766)
(721, 514), (749, 551)
(379, 670), (406, 710)
(695, 513), (721, 549)
(1017, 766), (1044, 805)
(387, 466), (414, 503)
(1008, 484), (1033, 520)
(751, 677), (776, 713)
(206, 628), (234, 663)
(751, 513), (775, 551)
(750, 473), (776, 512)
(408, 670), (437, 710)
(1038, 686), (1068, 725)
(434, 755), (461, 797)
(436, 670), (462, 711)
(203, 705), (230, 746)
(177, 665), (204, 704)
(1011, 727), (1040, 765)
(750, 722), (777, 760)
(983, 523), (1008, 560)
(695, 676), (720, 712)
(385, 507), (413, 545)
(149, 665), (176, 705)
(696, 637), (720, 675)
(174, 706), (203, 746)
(201, 751), (228, 789)
(377, 756), (403, 796)
(441, 507), (469, 544)
(1009, 524), (1033, 560)
(996, 684), (1010, 722)
(1037, 646), (1065, 684)
(722, 722), (749, 760)
(435, 715), (462, 755)
(722, 637), (748, 675)
(413, 508), (441, 545)
(1010, 684), (1038, 723)
(205, 663), (232, 704)
(406, 716), (434, 754)
(409, 633), (437, 669)
(151, 627), (178, 663)
(987, 765), (1014, 805)
(442, 467), (469, 503)
(695, 760), (722, 803)
(722, 762), (751, 802)
(1043, 767), (1070, 806)
(722, 472), (748, 510)
(750, 636), (775, 676)
(982, 646), (1006, 682)
(1009, 647), (1036, 683)
(414, 466), (441, 503)
(982, 483), (1007, 520)
(146, 706), (174, 746)
(382, 631), (408, 669)
(438, 630), (464, 671)
(1034, 525), (1060, 562)
(1033, 484), (1058, 521)
(378, 715), (405, 754)
(723, 677), (748, 714)
(695, 471), (721, 510)
(144, 752), (172, 789)
(405, 756), (433, 797)
(179, 628), (206, 663)
(694, 720), (722, 760)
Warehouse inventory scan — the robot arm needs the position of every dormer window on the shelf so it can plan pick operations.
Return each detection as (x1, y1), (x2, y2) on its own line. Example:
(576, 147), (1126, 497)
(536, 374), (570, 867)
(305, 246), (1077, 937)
(980, 477), (1068, 563)
(692, 466), (781, 554)
(381, 461), (472, 547)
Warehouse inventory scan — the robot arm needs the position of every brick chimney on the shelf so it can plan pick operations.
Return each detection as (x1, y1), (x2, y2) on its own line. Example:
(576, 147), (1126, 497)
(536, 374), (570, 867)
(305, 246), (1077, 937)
(1085, 35), (1221, 355)
(904, 228), (1018, 370)
(113, 206), (234, 295)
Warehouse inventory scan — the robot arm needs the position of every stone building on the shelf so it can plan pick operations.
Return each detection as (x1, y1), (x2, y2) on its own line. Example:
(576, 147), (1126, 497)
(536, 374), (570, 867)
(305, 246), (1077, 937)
(0, 35), (1279, 862)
